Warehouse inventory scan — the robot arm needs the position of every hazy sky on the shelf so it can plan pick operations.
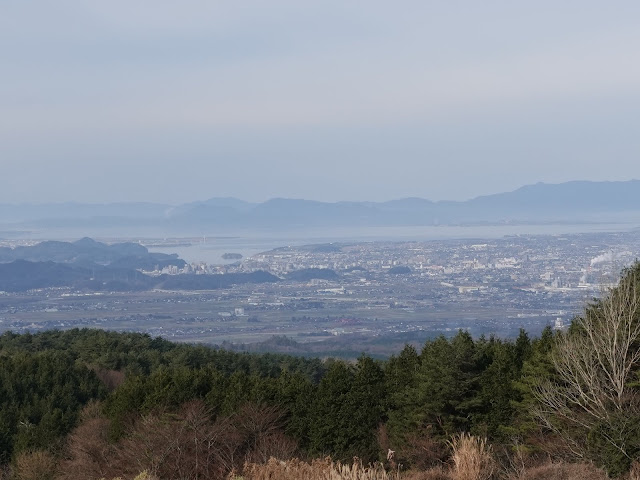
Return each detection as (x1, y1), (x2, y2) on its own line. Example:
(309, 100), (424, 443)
(2, 1), (640, 204)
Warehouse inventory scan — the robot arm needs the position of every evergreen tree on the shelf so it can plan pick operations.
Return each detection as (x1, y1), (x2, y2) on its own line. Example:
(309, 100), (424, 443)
(385, 345), (421, 448)
(416, 332), (481, 437)
(309, 361), (355, 459)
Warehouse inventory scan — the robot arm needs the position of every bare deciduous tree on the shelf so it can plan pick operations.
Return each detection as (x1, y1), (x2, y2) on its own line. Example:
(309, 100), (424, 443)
(57, 402), (115, 480)
(12, 450), (57, 480)
(96, 401), (296, 479)
(532, 265), (640, 461)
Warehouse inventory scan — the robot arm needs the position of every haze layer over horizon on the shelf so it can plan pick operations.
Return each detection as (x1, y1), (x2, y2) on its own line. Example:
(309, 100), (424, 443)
(2, 1), (640, 204)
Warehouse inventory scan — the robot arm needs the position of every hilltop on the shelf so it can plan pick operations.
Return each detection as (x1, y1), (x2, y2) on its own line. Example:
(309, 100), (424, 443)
(2, 180), (640, 236)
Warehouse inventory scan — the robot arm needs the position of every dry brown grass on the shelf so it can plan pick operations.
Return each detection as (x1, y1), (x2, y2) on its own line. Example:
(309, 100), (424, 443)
(508, 460), (609, 480)
(130, 472), (159, 480)
(234, 457), (400, 480)
(400, 466), (449, 480)
(98, 472), (159, 480)
(448, 434), (495, 480)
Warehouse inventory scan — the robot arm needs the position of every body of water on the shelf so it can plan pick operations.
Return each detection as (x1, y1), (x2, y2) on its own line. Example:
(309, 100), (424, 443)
(146, 223), (640, 264)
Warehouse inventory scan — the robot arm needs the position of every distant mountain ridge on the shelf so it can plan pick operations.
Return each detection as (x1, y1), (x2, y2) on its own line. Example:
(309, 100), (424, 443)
(2, 180), (640, 232)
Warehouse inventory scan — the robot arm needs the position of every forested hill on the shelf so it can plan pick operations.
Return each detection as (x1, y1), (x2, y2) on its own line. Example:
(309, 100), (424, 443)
(0, 324), (617, 478)
(0, 260), (280, 292)
(0, 237), (183, 268)
(0, 237), (284, 292)
(1, 262), (639, 478)
(0, 327), (541, 475)
(0, 238), (187, 292)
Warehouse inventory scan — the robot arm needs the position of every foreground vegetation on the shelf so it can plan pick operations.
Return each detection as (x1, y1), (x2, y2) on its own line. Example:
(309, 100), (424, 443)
(1, 263), (640, 479)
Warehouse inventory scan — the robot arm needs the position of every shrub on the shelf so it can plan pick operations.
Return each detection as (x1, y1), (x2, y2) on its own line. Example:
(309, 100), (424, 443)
(12, 450), (57, 480)
(400, 426), (448, 470)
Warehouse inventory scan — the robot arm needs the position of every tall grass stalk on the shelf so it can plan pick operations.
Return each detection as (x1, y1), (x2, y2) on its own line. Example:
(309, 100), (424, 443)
(449, 433), (494, 480)
(234, 456), (400, 480)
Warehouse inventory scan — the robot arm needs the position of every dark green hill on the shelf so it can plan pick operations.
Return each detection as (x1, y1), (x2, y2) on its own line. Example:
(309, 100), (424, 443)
(286, 268), (340, 282)
(0, 237), (183, 268)
(0, 260), (280, 292)
(0, 260), (89, 292)
(0, 260), (155, 292)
